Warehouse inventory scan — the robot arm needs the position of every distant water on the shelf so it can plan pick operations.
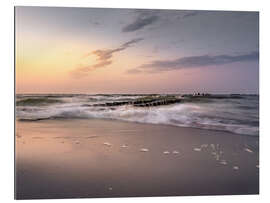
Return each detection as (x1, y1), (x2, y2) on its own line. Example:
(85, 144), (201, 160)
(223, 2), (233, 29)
(16, 94), (259, 136)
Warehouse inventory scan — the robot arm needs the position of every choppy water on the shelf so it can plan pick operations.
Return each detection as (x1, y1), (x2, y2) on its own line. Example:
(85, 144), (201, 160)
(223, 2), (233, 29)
(16, 94), (259, 136)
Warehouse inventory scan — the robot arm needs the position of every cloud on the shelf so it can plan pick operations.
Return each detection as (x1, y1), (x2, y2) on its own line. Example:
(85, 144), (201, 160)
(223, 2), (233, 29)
(122, 10), (201, 33)
(90, 38), (143, 68)
(182, 11), (199, 18)
(70, 38), (143, 78)
(126, 68), (142, 74)
(122, 15), (159, 32)
(127, 51), (259, 73)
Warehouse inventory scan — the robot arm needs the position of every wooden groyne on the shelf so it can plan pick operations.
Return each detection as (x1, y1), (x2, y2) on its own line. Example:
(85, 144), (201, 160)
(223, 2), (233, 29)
(87, 93), (240, 108)
(93, 96), (182, 108)
(133, 98), (181, 107)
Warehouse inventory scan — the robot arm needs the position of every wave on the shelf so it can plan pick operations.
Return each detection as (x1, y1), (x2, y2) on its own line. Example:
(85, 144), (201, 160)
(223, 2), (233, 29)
(16, 96), (259, 136)
(16, 98), (63, 106)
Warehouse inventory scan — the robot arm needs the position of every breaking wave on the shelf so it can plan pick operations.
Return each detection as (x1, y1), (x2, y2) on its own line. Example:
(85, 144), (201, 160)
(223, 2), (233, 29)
(16, 94), (259, 136)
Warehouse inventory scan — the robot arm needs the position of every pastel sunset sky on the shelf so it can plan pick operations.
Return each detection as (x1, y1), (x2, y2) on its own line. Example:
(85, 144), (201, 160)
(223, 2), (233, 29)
(15, 7), (259, 94)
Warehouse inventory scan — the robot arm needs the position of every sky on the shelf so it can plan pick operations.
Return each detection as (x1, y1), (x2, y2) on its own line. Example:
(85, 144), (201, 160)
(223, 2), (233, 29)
(15, 6), (259, 94)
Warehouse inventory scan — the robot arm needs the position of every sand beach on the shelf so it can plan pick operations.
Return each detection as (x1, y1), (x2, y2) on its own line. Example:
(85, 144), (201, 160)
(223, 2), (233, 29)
(15, 118), (259, 199)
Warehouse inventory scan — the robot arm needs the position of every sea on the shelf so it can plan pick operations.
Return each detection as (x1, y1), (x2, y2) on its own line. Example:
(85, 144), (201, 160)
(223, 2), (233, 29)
(16, 94), (259, 136)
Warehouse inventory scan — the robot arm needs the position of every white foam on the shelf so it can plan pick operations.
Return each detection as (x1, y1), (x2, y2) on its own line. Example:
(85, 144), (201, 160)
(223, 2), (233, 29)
(244, 148), (253, 153)
(201, 144), (208, 148)
(163, 151), (170, 154)
(210, 144), (215, 150)
(103, 142), (112, 147)
(140, 148), (149, 152)
(220, 160), (227, 165)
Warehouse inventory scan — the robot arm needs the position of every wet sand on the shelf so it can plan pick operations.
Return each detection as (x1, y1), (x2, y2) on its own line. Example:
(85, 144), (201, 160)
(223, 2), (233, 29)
(15, 119), (259, 199)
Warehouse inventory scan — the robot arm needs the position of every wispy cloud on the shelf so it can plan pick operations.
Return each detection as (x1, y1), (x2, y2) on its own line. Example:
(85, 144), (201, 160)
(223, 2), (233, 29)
(182, 11), (199, 18)
(122, 14), (159, 32)
(122, 10), (200, 33)
(127, 51), (259, 74)
(70, 38), (143, 78)
(90, 38), (143, 68)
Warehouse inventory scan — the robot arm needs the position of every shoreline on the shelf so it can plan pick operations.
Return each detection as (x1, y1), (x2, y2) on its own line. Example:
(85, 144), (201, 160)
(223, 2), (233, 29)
(16, 117), (259, 138)
(15, 118), (259, 199)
